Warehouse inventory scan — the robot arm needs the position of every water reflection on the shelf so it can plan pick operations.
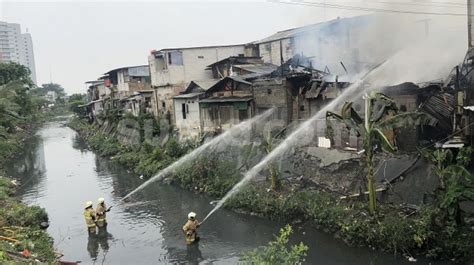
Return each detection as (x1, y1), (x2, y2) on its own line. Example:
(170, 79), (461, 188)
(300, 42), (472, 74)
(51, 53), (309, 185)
(87, 227), (113, 262)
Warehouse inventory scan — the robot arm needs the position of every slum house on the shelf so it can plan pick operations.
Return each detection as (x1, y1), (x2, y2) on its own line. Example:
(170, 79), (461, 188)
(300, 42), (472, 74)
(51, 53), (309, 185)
(199, 76), (253, 133)
(104, 65), (152, 99)
(173, 80), (218, 139)
(119, 90), (158, 117)
(148, 44), (257, 124)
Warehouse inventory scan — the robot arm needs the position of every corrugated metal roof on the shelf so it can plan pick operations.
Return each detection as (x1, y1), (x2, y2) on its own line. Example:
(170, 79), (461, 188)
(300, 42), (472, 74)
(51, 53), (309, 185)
(233, 63), (278, 75)
(421, 93), (454, 131)
(104, 65), (149, 76)
(174, 92), (204, 99)
(192, 80), (219, 91)
(253, 15), (371, 44)
(199, 96), (253, 103)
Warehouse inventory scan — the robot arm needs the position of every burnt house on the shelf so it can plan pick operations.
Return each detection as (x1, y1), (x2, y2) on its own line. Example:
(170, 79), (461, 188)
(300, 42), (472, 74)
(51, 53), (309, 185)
(206, 56), (277, 79)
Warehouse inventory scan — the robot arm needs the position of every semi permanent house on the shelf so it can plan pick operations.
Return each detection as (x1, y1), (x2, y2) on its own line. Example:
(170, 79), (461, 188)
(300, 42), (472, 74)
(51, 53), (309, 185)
(199, 76), (253, 133)
(173, 80), (218, 139)
(148, 44), (254, 123)
(104, 65), (152, 99)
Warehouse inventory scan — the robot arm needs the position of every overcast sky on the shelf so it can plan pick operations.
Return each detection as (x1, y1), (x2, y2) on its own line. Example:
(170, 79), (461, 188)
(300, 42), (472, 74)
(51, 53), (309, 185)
(0, 1), (467, 94)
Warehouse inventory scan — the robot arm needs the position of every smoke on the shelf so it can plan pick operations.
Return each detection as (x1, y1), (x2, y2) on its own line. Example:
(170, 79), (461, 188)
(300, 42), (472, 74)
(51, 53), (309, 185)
(291, 1), (467, 85)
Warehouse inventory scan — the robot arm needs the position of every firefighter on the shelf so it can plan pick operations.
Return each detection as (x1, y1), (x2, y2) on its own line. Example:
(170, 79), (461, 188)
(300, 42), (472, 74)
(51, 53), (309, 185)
(96, 197), (110, 228)
(84, 201), (96, 234)
(182, 212), (200, 245)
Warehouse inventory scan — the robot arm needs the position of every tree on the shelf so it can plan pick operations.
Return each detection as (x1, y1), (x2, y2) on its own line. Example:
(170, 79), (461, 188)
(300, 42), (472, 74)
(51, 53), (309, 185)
(326, 92), (431, 215)
(0, 62), (32, 86)
(242, 225), (308, 265)
(31, 83), (66, 98)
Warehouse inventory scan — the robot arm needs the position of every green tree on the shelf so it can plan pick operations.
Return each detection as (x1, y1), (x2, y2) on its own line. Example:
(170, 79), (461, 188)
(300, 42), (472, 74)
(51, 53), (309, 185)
(326, 92), (430, 215)
(0, 62), (32, 86)
(242, 225), (308, 265)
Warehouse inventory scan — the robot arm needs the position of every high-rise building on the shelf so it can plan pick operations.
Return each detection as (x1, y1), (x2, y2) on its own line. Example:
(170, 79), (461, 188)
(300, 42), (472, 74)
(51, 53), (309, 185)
(0, 21), (37, 84)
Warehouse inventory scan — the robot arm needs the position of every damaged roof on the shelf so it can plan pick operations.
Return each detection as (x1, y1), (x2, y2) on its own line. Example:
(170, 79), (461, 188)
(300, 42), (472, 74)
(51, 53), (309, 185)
(206, 56), (263, 68)
(233, 63), (278, 75)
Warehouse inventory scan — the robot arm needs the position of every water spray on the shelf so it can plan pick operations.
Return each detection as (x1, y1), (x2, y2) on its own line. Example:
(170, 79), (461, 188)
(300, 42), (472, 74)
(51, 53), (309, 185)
(200, 60), (390, 224)
(120, 108), (276, 202)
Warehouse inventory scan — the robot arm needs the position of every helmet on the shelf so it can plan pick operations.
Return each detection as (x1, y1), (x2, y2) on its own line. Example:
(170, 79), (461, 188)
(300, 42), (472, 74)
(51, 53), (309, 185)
(188, 212), (196, 219)
(98, 197), (105, 204)
(85, 201), (93, 208)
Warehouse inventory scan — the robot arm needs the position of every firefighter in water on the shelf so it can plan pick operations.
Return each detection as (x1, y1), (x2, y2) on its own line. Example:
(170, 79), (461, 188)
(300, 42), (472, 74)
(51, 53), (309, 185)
(84, 201), (97, 234)
(182, 212), (200, 245)
(96, 197), (111, 228)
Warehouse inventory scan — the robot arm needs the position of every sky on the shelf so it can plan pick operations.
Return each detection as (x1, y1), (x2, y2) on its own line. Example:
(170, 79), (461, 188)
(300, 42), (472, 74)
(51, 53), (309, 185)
(0, 0), (468, 94)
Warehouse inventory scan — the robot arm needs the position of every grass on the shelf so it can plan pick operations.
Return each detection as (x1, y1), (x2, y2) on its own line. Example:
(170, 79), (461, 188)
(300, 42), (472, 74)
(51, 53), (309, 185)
(0, 176), (56, 263)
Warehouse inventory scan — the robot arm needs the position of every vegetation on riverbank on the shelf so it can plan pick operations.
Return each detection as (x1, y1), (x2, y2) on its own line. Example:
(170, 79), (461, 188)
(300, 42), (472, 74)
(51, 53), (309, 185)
(69, 116), (195, 178)
(0, 176), (56, 263)
(69, 115), (473, 263)
(0, 62), (68, 169)
(0, 62), (69, 263)
(242, 224), (308, 265)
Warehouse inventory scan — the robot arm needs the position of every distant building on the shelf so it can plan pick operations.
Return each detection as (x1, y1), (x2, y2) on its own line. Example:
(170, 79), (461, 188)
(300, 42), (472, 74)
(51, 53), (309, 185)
(45, 91), (57, 103)
(0, 21), (37, 84)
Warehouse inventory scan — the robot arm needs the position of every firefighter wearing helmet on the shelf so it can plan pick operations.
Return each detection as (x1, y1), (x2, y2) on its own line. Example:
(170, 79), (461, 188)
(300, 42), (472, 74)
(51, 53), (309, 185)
(84, 201), (97, 234)
(96, 197), (111, 228)
(182, 212), (200, 244)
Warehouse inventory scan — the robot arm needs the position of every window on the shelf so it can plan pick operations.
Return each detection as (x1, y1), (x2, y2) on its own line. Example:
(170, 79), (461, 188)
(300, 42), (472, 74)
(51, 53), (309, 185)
(238, 54), (244, 57)
(198, 55), (204, 59)
(182, 103), (187, 119)
(300, 105), (305, 111)
(162, 101), (166, 108)
(168, 51), (183, 65)
(267, 89), (272, 95)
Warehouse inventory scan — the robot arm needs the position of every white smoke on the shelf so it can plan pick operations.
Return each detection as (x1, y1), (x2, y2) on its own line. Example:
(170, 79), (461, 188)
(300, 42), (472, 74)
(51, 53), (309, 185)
(291, 1), (467, 85)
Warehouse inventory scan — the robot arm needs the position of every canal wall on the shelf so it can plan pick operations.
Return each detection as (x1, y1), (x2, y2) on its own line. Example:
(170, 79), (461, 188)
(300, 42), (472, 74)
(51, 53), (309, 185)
(69, 116), (474, 262)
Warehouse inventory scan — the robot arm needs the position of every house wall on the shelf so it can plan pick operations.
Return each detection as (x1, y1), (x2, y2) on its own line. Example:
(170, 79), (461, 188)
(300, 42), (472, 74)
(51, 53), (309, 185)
(253, 79), (290, 123)
(258, 38), (294, 66)
(174, 97), (201, 139)
(117, 69), (130, 97)
(149, 45), (246, 88)
(200, 102), (252, 133)
(154, 85), (182, 123)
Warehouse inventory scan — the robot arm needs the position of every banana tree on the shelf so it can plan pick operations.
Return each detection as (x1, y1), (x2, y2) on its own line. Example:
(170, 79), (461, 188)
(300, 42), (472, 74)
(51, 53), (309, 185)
(326, 91), (431, 215)
(262, 132), (281, 191)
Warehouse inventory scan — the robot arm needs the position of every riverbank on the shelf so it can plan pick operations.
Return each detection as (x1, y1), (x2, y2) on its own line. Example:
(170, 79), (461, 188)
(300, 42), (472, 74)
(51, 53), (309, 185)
(69, 116), (473, 263)
(0, 114), (59, 263)
(0, 176), (56, 263)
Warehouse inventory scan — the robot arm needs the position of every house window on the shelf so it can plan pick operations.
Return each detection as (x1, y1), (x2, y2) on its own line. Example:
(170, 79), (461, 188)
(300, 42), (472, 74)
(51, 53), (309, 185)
(267, 89), (272, 95)
(198, 55), (204, 59)
(300, 105), (305, 111)
(238, 54), (244, 57)
(168, 51), (183, 65)
(182, 103), (187, 119)
(400, 104), (407, 112)
(162, 101), (166, 108)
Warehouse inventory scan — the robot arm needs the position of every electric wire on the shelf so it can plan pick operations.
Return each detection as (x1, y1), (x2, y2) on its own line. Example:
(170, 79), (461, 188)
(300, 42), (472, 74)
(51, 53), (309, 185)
(270, 0), (472, 17)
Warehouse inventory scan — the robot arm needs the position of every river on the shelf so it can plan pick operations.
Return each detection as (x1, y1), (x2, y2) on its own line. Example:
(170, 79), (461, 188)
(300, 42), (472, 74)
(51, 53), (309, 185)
(5, 118), (448, 264)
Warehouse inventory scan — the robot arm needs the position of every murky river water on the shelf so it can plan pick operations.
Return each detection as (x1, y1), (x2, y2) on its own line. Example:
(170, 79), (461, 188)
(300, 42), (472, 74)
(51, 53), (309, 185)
(5, 119), (449, 264)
